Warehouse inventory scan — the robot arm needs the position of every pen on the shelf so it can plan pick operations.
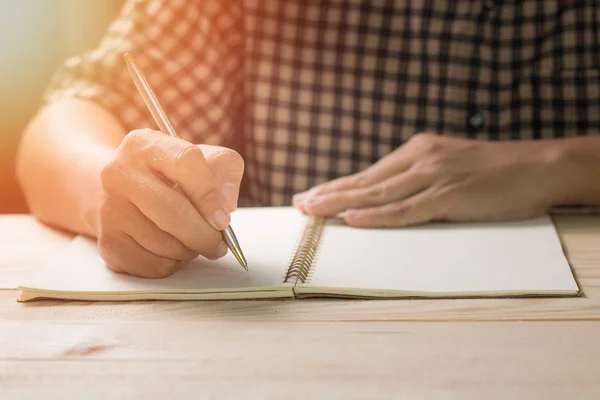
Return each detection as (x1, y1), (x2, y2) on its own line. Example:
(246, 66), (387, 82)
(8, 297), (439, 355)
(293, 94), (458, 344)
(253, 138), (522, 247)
(123, 52), (248, 271)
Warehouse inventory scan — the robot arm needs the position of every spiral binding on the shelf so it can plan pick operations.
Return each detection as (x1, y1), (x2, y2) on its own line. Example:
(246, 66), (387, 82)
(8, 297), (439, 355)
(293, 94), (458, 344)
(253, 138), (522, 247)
(283, 216), (325, 284)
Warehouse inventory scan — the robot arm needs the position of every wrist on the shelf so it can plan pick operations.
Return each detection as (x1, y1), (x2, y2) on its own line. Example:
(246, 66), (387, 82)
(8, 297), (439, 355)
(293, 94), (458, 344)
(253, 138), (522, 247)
(534, 138), (598, 207)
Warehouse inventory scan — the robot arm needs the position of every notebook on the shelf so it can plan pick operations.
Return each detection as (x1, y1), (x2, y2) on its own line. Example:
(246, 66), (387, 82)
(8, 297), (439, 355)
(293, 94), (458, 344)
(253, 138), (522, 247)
(17, 206), (580, 301)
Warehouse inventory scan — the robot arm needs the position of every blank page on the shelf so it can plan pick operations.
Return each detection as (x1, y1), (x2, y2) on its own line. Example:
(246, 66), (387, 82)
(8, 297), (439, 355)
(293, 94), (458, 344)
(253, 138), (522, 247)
(298, 215), (579, 296)
(19, 207), (308, 300)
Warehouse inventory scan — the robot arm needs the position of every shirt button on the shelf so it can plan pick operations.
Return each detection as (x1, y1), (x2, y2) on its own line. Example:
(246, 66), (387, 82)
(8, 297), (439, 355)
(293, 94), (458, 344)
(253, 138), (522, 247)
(484, 0), (495, 10)
(468, 112), (485, 130)
(483, 0), (497, 17)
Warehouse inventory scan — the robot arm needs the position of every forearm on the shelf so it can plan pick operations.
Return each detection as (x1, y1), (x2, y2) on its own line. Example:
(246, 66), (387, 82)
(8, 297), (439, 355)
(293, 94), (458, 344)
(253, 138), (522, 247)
(16, 98), (125, 237)
(540, 135), (600, 207)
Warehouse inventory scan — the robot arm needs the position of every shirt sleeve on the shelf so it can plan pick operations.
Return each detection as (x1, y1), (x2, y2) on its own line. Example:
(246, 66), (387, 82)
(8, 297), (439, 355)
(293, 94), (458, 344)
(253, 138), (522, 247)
(43, 0), (244, 145)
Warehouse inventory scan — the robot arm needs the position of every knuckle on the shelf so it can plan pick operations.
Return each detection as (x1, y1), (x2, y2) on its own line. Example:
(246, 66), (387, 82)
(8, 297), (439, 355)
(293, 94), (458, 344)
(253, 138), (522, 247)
(351, 172), (371, 188)
(100, 160), (121, 190)
(413, 159), (441, 177)
(174, 144), (204, 168)
(411, 148), (446, 175)
(119, 129), (159, 160)
(211, 148), (245, 171)
(409, 132), (440, 154)
(366, 184), (388, 203)
(152, 259), (180, 278)
(207, 148), (246, 184)
(122, 129), (149, 151)
(389, 201), (412, 217)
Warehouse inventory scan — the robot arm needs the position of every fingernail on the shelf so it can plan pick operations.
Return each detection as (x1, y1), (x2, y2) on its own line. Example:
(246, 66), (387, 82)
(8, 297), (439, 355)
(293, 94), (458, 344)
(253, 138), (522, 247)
(292, 192), (307, 207)
(216, 242), (228, 258)
(301, 195), (322, 213)
(212, 208), (230, 230)
(221, 183), (238, 212)
(345, 210), (361, 220)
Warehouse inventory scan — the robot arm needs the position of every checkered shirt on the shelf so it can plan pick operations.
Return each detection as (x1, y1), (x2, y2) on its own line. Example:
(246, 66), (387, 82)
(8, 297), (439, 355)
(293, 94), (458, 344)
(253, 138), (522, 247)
(43, 0), (600, 207)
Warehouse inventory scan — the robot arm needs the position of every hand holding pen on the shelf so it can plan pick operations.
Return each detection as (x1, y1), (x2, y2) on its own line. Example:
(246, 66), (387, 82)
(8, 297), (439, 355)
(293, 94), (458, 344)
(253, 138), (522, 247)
(95, 53), (247, 279)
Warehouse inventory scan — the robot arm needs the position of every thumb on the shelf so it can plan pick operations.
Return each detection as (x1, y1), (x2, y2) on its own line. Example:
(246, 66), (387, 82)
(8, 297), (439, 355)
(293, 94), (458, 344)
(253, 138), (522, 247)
(196, 144), (245, 211)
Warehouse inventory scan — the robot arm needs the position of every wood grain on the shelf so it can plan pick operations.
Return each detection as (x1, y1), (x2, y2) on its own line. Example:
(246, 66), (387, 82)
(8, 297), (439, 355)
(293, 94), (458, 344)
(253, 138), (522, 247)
(1, 321), (600, 399)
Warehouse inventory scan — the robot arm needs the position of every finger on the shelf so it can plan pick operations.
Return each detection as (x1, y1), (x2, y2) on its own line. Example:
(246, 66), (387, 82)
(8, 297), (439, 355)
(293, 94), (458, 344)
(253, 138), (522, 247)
(302, 169), (432, 216)
(343, 189), (440, 228)
(292, 172), (374, 213)
(101, 196), (200, 262)
(123, 129), (231, 231)
(99, 230), (181, 279)
(293, 149), (413, 205)
(197, 144), (245, 211)
(101, 158), (224, 258)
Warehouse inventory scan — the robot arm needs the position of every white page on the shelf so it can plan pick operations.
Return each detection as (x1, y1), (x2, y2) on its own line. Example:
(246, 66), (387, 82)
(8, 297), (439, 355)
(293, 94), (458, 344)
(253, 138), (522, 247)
(20, 207), (308, 296)
(300, 215), (579, 296)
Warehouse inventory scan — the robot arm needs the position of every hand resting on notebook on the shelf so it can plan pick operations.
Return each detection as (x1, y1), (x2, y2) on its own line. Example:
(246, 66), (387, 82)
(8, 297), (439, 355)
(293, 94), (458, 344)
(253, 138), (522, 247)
(294, 133), (584, 228)
(98, 129), (244, 278)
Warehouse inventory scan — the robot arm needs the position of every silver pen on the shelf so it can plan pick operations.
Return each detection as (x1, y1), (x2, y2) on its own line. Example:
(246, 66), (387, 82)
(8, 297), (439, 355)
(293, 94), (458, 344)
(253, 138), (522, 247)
(123, 52), (248, 270)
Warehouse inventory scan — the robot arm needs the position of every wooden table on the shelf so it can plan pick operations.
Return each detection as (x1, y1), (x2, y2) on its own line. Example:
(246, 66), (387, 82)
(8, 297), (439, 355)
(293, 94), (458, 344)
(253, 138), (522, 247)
(1, 214), (599, 399)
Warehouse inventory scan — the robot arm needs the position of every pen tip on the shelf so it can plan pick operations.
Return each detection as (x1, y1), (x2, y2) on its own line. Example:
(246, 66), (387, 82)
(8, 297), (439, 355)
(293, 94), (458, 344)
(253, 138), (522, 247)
(228, 245), (248, 271)
(239, 254), (248, 271)
(222, 226), (248, 271)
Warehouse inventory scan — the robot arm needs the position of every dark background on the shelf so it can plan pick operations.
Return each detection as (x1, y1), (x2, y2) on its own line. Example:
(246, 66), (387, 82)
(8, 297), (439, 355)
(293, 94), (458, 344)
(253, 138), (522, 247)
(0, 0), (124, 213)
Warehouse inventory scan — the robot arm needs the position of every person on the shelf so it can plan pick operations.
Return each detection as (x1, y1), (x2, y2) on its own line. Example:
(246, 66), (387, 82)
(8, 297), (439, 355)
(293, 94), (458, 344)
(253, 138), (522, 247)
(16, 0), (600, 279)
